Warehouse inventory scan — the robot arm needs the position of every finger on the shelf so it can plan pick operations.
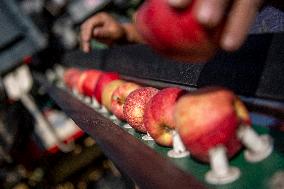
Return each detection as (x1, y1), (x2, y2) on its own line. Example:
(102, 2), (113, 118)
(167, 0), (192, 8)
(81, 41), (90, 53)
(93, 28), (112, 39)
(80, 16), (105, 43)
(194, 0), (230, 28)
(220, 0), (263, 51)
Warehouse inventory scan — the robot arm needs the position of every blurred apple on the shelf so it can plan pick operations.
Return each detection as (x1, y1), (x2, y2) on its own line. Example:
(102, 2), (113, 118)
(136, 0), (221, 63)
(102, 79), (125, 111)
(174, 87), (251, 162)
(82, 70), (103, 97)
(94, 72), (120, 104)
(63, 68), (81, 89)
(76, 70), (89, 94)
(124, 87), (159, 133)
(144, 87), (185, 146)
(111, 82), (141, 120)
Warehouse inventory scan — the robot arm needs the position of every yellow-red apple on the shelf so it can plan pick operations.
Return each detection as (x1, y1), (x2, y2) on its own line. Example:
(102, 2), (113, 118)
(94, 72), (120, 104)
(174, 87), (251, 162)
(110, 82), (141, 120)
(102, 79), (125, 111)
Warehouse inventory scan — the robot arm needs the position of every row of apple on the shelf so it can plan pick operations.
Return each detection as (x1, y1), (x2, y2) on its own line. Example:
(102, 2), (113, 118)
(63, 67), (273, 185)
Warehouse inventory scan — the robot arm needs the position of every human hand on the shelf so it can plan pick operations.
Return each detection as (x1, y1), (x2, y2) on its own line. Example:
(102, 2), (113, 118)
(167, 0), (264, 51)
(80, 12), (126, 52)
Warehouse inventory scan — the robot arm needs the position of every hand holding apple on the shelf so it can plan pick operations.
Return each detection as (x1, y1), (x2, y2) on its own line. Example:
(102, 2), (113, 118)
(136, 0), (221, 63)
(166, 0), (264, 52)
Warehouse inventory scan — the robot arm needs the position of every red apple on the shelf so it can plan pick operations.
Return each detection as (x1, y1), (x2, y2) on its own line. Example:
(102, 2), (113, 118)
(76, 70), (89, 94)
(174, 87), (251, 162)
(135, 0), (221, 63)
(101, 79), (125, 111)
(82, 70), (103, 97)
(144, 87), (185, 146)
(94, 72), (120, 103)
(63, 68), (81, 89)
(124, 87), (159, 133)
(110, 82), (141, 120)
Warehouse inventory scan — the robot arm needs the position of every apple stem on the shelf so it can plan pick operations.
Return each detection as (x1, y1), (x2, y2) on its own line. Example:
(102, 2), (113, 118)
(205, 145), (240, 185)
(237, 125), (273, 162)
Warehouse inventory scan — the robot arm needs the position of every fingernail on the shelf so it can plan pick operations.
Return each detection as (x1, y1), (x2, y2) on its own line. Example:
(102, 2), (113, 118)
(83, 45), (89, 53)
(197, 3), (212, 24)
(221, 35), (237, 52)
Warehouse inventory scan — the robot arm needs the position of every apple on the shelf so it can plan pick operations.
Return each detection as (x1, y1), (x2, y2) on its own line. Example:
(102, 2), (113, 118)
(94, 72), (120, 104)
(124, 87), (159, 133)
(82, 70), (103, 97)
(135, 0), (221, 63)
(101, 79), (125, 111)
(144, 87), (185, 147)
(174, 87), (251, 162)
(76, 70), (89, 94)
(63, 68), (81, 89)
(110, 82), (141, 120)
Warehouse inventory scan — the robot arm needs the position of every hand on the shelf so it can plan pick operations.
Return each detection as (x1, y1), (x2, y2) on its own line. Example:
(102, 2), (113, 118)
(80, 12), (126, 52)
(167, 0), (264, 51)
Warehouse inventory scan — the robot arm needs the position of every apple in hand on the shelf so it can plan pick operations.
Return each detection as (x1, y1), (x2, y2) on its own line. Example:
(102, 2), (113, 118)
(174, 87), (251, 162)
(110, 82), (141, 120)
(101, 79), (125, 111)
(94, 72), (120, 104)
(82, 70), (103, 97)
(144, 87), (185, 146)
(135, 0), (221, 63)
(124, 87), (159, 133)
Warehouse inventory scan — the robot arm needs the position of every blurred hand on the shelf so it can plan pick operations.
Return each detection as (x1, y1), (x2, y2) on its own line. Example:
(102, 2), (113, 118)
(168, 0), (265, 51)
(80, 12), (126, 52)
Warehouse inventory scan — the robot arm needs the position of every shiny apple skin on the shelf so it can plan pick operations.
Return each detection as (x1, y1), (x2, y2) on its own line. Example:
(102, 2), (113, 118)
(136, 0), (221, 63)
(174, 87), (251, 162)
(110, 82), (141, 120)
(102, 79), (125, 111)
(94, 72), (120, 104)
(144, 87), (185, 146)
